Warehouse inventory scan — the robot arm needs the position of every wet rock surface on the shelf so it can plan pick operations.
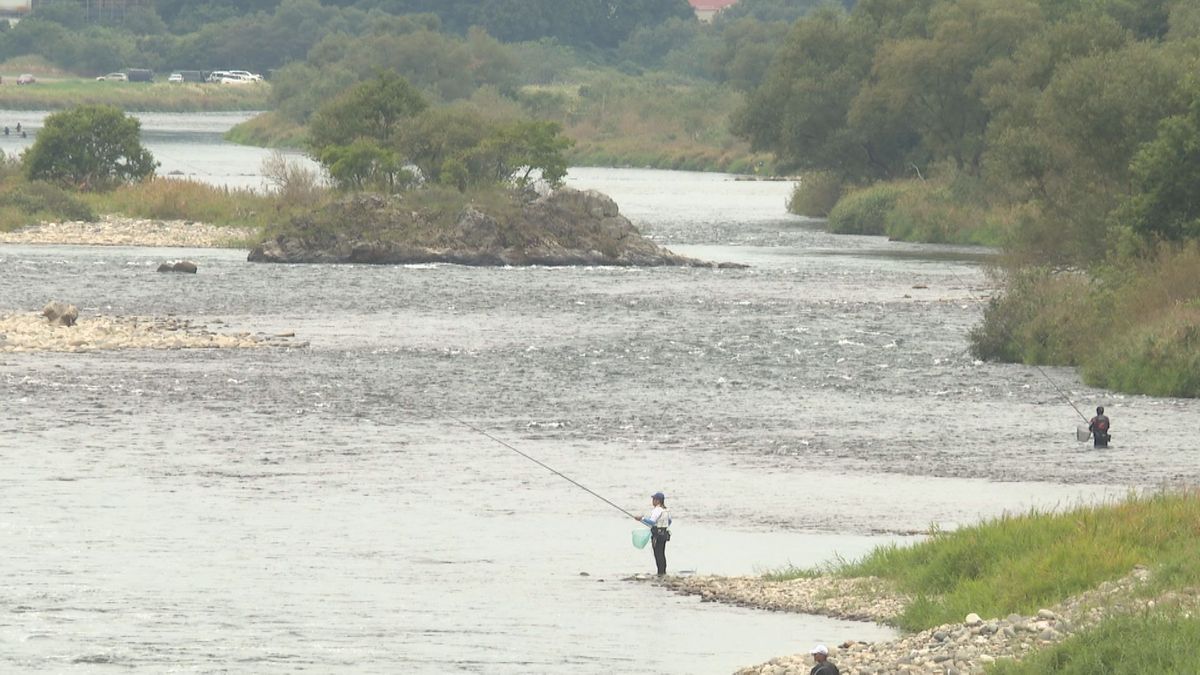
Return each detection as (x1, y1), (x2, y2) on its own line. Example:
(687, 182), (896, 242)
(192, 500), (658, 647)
(248, 188), (734, 268)
(0, 216), (254, 248)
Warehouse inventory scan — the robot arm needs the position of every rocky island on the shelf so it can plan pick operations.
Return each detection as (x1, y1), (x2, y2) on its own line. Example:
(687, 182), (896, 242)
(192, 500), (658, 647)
(248, 187), (732, 267)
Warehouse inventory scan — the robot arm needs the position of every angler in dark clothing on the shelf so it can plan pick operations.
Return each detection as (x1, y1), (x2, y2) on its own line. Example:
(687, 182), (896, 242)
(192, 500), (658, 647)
(809, 645), (840, 675)
(1089, 406), (1111, 449)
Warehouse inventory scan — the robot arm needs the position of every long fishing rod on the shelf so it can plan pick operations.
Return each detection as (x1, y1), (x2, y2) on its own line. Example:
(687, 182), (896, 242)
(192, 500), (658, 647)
(948, 268), (1090, 424)
(448, 414), (642, 521)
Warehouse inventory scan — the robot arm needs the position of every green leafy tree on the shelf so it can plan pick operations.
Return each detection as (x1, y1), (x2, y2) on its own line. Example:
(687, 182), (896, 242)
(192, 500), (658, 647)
(309, 71), (428, 153)
(23, 105), (157, 191)
(308, 71), (428, 190)
(470, 120), (573, 187)
(1119, 90), (1200, 242)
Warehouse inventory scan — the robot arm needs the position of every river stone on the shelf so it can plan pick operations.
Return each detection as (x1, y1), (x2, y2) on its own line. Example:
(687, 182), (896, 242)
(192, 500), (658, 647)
(933, 630), (949, 642)
(41, 301), (78, 326)
(964, 613), (983, 627)
(1037, 609), (1057, 620)
(158, 260), (198, 273)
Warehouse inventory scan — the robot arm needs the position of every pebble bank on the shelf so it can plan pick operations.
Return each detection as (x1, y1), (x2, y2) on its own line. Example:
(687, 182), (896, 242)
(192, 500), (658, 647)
(0, 312), (299, 352)
(0, 216), (255, 248)
(656, 567), (1199, 674)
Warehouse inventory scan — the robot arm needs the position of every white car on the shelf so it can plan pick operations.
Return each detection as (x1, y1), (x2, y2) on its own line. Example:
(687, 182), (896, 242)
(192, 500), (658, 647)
(167, 73), (184, 83)
(96, 72), (127, 82)
(228, 70), (263, 81)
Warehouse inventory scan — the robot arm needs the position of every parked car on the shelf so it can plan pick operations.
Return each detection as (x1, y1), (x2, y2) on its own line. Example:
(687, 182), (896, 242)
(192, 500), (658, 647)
(206, 70), (232, 83)
(167, 73), (184, 83)
(96, 72), (128, 82)
(227, 70), (263, 82)
(16, 73), (35, 85)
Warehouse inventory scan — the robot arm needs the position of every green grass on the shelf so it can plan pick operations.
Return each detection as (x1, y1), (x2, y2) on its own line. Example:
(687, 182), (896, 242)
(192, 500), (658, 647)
(988, 612), (1200, 674)
(769, 491), (1200, 632)
(224, 111), (308, 148)
(0, 78), (269, 112)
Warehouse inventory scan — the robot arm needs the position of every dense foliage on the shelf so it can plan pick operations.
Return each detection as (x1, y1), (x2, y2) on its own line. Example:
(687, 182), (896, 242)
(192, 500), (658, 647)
(308, 72), (572, 191)
(23, 105), (157, 190)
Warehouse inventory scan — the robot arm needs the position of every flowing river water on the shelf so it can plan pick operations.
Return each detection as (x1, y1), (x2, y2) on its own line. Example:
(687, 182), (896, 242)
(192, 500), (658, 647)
(2, 113), (1198, 673)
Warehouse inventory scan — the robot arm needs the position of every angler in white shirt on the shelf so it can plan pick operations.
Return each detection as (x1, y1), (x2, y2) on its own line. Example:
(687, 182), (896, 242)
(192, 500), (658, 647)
(640, 491), (672, 575)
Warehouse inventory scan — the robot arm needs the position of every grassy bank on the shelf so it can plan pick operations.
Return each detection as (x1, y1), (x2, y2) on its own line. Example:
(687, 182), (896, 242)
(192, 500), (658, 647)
(0, 78), (269, 112)
(769, 490), (1200, 634)
(803, 176), (1012, 246)
(970, 244), (1200, 397)
(988, 612), (1200, 674)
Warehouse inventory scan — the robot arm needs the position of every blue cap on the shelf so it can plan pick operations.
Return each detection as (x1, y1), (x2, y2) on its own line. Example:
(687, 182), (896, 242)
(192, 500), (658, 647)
(651, 492), (666, 501)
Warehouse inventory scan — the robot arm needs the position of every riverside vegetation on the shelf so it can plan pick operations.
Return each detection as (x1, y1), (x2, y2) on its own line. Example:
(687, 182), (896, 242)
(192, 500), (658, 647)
(706, 490), (1200, 673)
(731, 0), (1200, 398)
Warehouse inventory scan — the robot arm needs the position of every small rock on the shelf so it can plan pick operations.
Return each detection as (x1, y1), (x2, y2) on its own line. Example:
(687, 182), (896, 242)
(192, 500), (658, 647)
(1036, 609), (1057, 620)
(964, 613), (983, 627)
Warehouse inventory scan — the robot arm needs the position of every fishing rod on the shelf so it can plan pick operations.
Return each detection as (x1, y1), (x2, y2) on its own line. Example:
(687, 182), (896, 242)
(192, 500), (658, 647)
(448, 414), (642, 522)
(948, 268), (1090, 424)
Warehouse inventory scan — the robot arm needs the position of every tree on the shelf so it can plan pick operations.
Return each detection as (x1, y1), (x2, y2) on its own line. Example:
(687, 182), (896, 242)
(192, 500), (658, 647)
(24, 105), (157, 191)
(308, 71), (428, 152)
(1119, 90), (1200, 242)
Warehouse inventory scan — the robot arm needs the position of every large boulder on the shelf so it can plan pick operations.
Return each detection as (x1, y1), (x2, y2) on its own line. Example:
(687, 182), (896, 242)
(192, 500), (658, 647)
(42, 301), (79, 327)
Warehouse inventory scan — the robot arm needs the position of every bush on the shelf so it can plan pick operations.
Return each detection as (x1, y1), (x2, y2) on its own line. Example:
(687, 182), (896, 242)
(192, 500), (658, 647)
(826, 182), (908, 235)
(1083, 305), (1200, 396)
(968, 268), (1099, 365)
(884, 177), (1008, 245)
(787, 171), (843, 217)
(0, 179), (95, 230)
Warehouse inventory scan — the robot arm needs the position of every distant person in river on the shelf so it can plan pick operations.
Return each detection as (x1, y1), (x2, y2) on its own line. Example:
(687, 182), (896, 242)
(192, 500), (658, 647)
(640, 491), (671, 575)
(809, 645), (839, 675)
(1089, 406), (1111, 448)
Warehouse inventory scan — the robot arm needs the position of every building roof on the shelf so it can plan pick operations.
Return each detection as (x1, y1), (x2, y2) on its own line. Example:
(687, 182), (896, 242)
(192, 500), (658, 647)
(689, 0), (739, 11)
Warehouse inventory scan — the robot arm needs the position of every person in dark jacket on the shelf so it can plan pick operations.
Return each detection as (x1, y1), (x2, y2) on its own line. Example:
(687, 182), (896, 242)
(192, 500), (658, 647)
(1088, 406), (1111, 449)
(809, 645), (839, 675)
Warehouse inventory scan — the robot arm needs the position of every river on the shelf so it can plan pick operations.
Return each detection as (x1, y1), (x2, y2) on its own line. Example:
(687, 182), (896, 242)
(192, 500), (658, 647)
(1, 113), (1190, 674)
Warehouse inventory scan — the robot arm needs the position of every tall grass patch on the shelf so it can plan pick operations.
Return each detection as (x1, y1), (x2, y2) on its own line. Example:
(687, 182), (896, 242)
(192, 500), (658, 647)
(988, 612), (1200, 674)
(781, 491), (1200, 632)
(85, 179), (280, 229)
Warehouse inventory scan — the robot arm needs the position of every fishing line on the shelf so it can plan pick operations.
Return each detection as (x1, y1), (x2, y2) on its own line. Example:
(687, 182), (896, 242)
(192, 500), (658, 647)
(447, 414), (641, 522)
(947, 266), (1090, 424)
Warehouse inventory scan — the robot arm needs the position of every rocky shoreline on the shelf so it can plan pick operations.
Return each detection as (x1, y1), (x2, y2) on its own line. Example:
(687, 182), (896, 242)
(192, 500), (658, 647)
(0, 311), (300, 352)
(652, 568), (1197, 675)
(0, 215), (255, 248)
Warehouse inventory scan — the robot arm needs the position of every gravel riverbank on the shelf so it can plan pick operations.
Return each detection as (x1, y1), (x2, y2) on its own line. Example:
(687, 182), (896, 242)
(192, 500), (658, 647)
(655, 568), (1198, 674)
(0, 216), (255, 248)
(0, 312), (300, 352)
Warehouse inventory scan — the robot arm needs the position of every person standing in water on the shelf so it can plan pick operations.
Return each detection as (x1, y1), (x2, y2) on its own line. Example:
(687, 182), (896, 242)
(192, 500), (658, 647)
(640, 492), (671, 575)
(1089, 406), (1111, 449)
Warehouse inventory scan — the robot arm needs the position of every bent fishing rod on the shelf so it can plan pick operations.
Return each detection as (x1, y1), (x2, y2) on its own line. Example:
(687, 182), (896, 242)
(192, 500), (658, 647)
(448, 414), (643, 522)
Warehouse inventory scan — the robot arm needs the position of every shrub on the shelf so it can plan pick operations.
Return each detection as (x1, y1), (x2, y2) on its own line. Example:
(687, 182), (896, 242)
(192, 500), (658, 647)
(1083, 305), (1200, 396)
(0, 179), (95, 228)
(827, 182), (908, 235)
(968, 268), (1099, 365)
(787, 171), (843, 217)
(23, 104), (157, 191)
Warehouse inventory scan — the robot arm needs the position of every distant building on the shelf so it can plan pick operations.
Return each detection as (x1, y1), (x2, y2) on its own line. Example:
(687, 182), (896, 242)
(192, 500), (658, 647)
(689, 0), (740, 22)
(0, 0), (30, 24)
